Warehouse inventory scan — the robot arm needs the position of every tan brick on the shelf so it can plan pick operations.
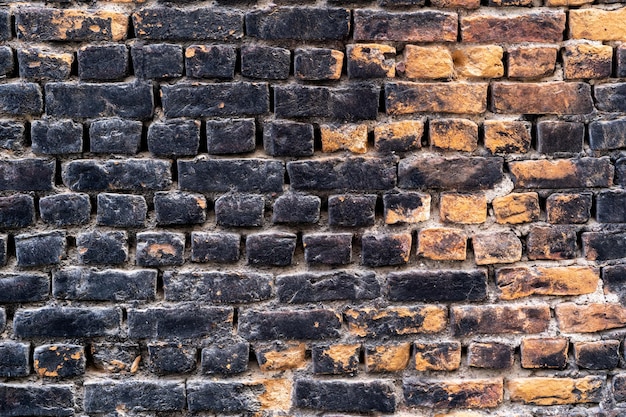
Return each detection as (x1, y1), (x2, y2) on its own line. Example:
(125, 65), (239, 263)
(452, 305), (550, 336)
(453, 46), (503, 78)
(374, 120), (423, 153)
(521, 338), (568, 369)
(414, 342), (461, 371)
(384, 192), (431, 224)
(509, 158), (612, 189)
(545, 0), (591, 5)
(440, 193), (486, 224)
(508, 46), (557, 78)
(461, 11), (566, 43)
(497, 266), (598, 299)
(508, 376), (604, 405)
(563, 43), (613, 80)
(365, 342), (410, 372)
(386, 82), (488, 115)
(320, 124), (368, 154)
(255, 342), (307, 371)
(570, 8), (626, 41)
(429, 118), (478, 152)
(418, 228), (467, 261)
(556, 303), (626, 333)
(257, 378), (292, 411)
(492, 192), (540, 224)
(347, 43), (396, 78)
(492, 82), (593, 115)
(402, 45), (454, 80)
(404, 379), (503, 408)
(473, 231), (522, 265)
(345, 306), (447, 338)
(483, 120), (531, 154)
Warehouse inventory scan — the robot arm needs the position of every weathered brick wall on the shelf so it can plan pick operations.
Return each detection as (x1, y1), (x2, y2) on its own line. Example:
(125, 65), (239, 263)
(1, 0), (626, 415)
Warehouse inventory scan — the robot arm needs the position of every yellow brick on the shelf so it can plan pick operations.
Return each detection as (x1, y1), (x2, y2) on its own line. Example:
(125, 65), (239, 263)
(570, 8), (626, 41)
(365, 343), (411, 372)
(402, 45), (454, 79)
(508, 376), (604, 405)
(453, 45), (504, 78)
(492, 192), (540, 224)
(440, 193), (486, 224)
(320, 124), (368, 154)
(484, 120), (531, 153)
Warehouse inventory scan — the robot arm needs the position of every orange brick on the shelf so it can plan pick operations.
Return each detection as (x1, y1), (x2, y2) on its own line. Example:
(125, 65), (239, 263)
(402, 45), (453, 80)
(414, 342), (461, 371)
(255, 342), (306, 371)
(492, 192), (540, 224)
(570, 8), (626, 41)
(508, 376), (604, 405)
(521, 338), (568, 369)
(418, 228), (467, 261)
(365, 343), (410, 372)
(440, 193), (486, 224)
(483, 120), (531, 154)
(429, 118), (478, 152)
(497, 266), (598, 299)
(453, 46), (504, 78)
(320, 124), (368, 154)
(556, 303), (626, 333)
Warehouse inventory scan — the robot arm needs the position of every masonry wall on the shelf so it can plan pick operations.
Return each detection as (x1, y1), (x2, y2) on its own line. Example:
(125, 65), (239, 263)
(1, 0), (626, 415)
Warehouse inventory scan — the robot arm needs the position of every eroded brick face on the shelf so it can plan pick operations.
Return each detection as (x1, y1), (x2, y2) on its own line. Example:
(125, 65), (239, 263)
(2, 0), (625, 415)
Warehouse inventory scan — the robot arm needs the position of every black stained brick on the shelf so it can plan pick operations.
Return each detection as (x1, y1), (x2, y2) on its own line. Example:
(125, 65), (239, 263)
(387, 270), (487, 302)
(13, 307), (120, 338)
(63, 159), (171, 192)
(179, 159), (283, 193)
(206, 118), (256, 155)
(163, 271), (272, 303)
(53, 268), (156, 301)
(127, 306), (233, 339)
(0, 194), (35, 228)
(0, 273), (49, 303)
(294, 380), (395, 413)
(246, 7), (350, 41)
(15, 231), (66, 267)
(239, 309), (342, 340)
(147, 119), (200, 157)
(84, 381), (185, 413)
(277, 270), (380, 303)
(0, 83), (42, 116)
(0, 384), (74, 417)
(97, 193), (147, 228)
(39, 193), (91, 226)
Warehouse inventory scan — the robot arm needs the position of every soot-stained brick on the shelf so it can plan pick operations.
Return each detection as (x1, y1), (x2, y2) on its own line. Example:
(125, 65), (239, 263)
(34, 344), (85, 378)
(239, 309), (342, 340)
(584, 231), (626, 261)
(15, 231), (66, 267)
(246, 7), (350, 40)
(53, 268), (156, 301)
(574, 341), (620, 370)
(77, 231), (128, 265)
(136, 232), (185, 267)
(84, 380), (185, 413)
(17, 48), (72, 81)
(312, 343), (360, 375)
(246, 233), (297, 266)
(0, 10), (9, 41)
(241, 45), (290, 80)
(148, 343), (197, 375)
(215, 194), (264, 227)
(89, 119), (142, 154)
(31, 119), (82, 155)
(302, 233), (352, 264)
(595, 83), (626, 112)
(97, 193), (147, 228)
(78, 44), (129, 81)
(590, 118), (626, 151)
(403, 378), (503, 408)
(294, 380), (396, 413)
(328, 194), (377, 227)
(264, 120), (314, 157)
(14, 307), (120, 338)
(0, 194), (34, 228)
(154, 192), (206, 225)
(383, 192), (430, 224)
(603, 265), (626, 303)
(0, 384), (74, 417)
(191, 232), (240, 263)
(0, 273), (48, 303)
(344, 306), (447, 338)
(547, 192), (592, 224)
(0, 343), (30, 377)
(294, 48), (343, 80)
(521, 338), (568, 369)
(361, 233), (411, 266)
(526, 225), (577, 260)
(178, 159), (283, 193)
(537, 121), (584, 154)
(354, 10), (457, 42)
(186, 45), (237, 79)
(128, 306), (233, 339)
(164, 271), (272, 303)
(0, 159), (54, 191)
(452, 305), (550, 336)
(201, 338), (249, 375)
(468, 342), (514, 369)
(186, 381), (269, 413)
(596, 190), (626, 223)
(91, 343), (140, 373)
(147, 119), (200, 157)
(132, 43), (184, 79)
(273, 193), (321, 224)
(0, 47), (12, 77)
(413, 342), (461, 371)
(0, 83), (42, 116)
(0, 121), (25, 151)
(63, 159), (171, 192)
(206, 118), (256, 155)
(39, 193), (90, 227)
(277, 270), (379, 303)
(387, 269), (487, 302)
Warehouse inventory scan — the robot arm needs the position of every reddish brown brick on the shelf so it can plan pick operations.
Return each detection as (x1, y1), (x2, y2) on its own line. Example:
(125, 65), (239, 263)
(557, 303), (626, 333)
(563, 43), (613, 79)
(439, 193), (486, 224)
(461, 11), (566, 43)
(472, 231), (522, 265)
(507, 46), (558, 78)
(492, 82), (593, 115)
(526, 225), (577, 260)
(509, 158), (612, 189)
(496, 266), (598, 299)
(452, 305), (550, 336)
(386, 82), (488, 115)
(520, 338), (568, 369)
(417, 228), (467, 261)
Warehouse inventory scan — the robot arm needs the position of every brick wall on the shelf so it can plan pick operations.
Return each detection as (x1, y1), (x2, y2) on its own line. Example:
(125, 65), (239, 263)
(0, 0), (626, 415)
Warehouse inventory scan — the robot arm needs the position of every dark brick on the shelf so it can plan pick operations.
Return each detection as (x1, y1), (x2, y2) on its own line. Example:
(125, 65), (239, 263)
(191, 232), (240, 263)
(136, 232), (185, 266)
(0, 273), (48, 303)
(39, 193), (90, 226)
(0, 194), (34, 228)
(527, 225), (577, 260)
(0, 10), (9, 41)
(31, 119), (82, 155)
(154, 192), (206, 225)
(241, 45), (290, 80)
(404, 378), (502, 409)
(17, 49), (72, 81)
(509, 157), (613, 189)
(164, 271), (272, 303)
(0, 159), (53, 191)
(133, 7), (243, 40)
(201, 338), (249, 375)
(91, 343), (140, 373)
(14, 307), (120, 338)
(264, 120), (314, 157)
(590, 118), (626, 150)
(452, 305), (550, 336)
(603, 265), (626, 303)
(0, 46), (13, 77)
(0, 343), (29, 377)
(97, 193), (146, 228)
(362, 233), (411, 266)
(617, 158), (626, 186)
(132, 43), (183, 79)
(53, 267), (156, 301)
(89, 118), (142, 154)
(77, 231), (128, 265)
(344, 306), (447, 338)
(275, 84), (379, 121)
(537, 121), (584, 154)
(277, 270), (379, 303)
(273, 193), (320, 224)
(294, 48), (343, 80)
(0, 121), (25, 150)
(614, 375), (626, 402)
(595, 83), (626, 112)
(78, 44), (128, 81)
(354, 10), (457, 42)
(575, 341), (620, 370)
(147, 119), (200, 157)
(583, 231), (626, 261)
(206, 118), (256, 155)
(179, 159), (283, 192)
(413, 341), (461, 371)
(312, 343), (360, 375)
(328, 194), (377, 227)
(491, 81), (593, 115)
(0, 384), (74, 417)
(0, 83), (42, 116)
(302, 233), (351, 264)
(387, 269), (487, 302)
(187, 381), (264, 413)
(295, 380), (395, 413)
(15, 231), (65, 267)
(379, 0), (425, 5)
(618, 45), (626, 78)
(246, 232), (297, 266)
(84, 381), (185, 413)
(46, 82), (153, 120)
(63, 159), (171, 192)
(347, 43), (396, 79)
(462, 11), (564, 43)
(0, 308), (4, 331)
(468, 342), (514, 369)
(246, 7), (350, 40)
(128, 306), (232, 339)
(0, 235), (6, 266)
(289, 157), (396, 191)
(399, 156), (503, 191)
(186, 45), (236, 79)
(148, 343), (197, 375)
(597, 190), (626, 223)
(239, 309), (341, 340)
(521, 338), (568, 369)
(215, 194), (264, 227)
(162, 82), (269, 118)
(16, 8), (128, 41)
(383, 192), (430, 224)
(34, 344), (85, 378)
